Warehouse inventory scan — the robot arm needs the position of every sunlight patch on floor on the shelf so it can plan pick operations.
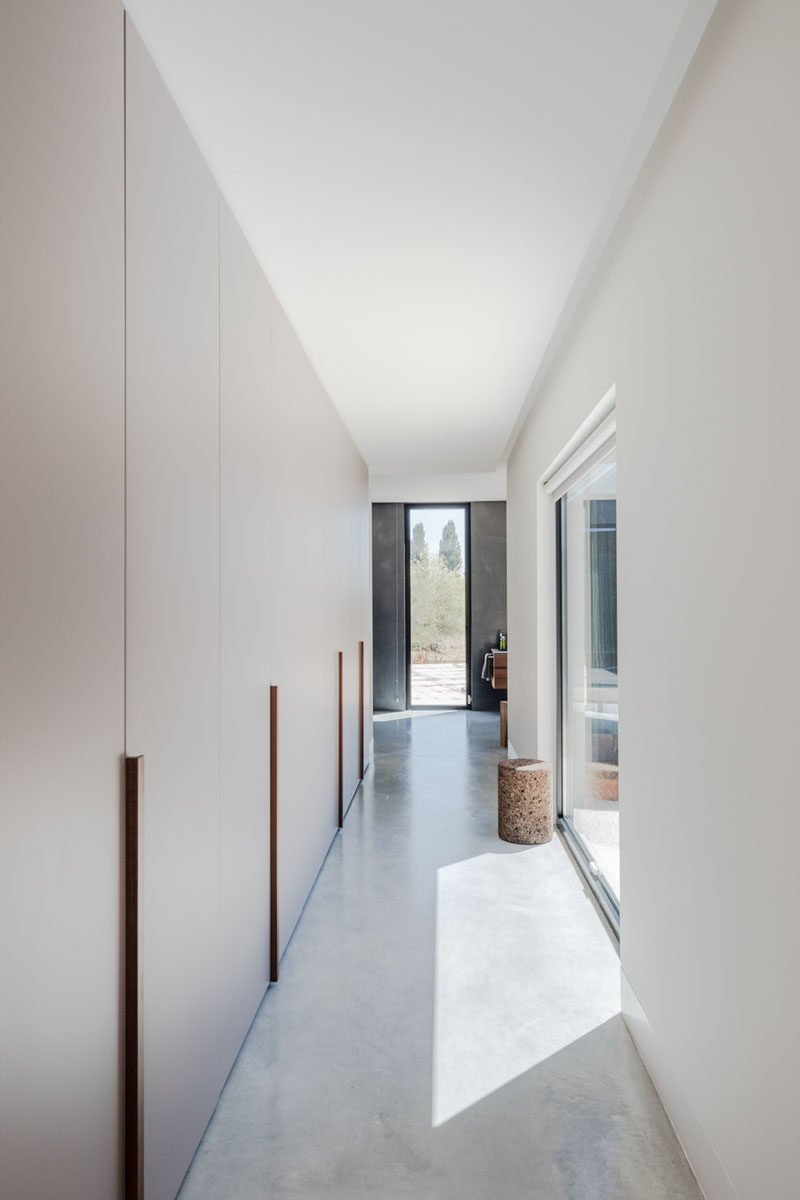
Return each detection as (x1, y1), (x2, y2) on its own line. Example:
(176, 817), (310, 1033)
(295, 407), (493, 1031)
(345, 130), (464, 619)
(433, 846), (620, 1127)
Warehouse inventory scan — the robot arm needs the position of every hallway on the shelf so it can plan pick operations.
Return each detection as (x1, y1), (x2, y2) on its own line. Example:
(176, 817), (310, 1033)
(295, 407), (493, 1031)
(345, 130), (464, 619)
(180, 713), (700, 1199)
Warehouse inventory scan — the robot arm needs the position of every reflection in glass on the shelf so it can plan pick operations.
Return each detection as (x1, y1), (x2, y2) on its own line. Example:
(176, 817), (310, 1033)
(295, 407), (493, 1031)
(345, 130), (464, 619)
(559, 453), (619, 903)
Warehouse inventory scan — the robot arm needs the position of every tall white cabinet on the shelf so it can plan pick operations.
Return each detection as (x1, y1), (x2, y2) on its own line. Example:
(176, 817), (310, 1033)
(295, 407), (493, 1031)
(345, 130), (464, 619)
(267, 302), (371, 957)
(0, 4), (124, 1199)
(124, 20), (224, 1199)
(126, 24), (274, 1198)
(218, 199), (272, 1068)
(2, 6), (369, 1197)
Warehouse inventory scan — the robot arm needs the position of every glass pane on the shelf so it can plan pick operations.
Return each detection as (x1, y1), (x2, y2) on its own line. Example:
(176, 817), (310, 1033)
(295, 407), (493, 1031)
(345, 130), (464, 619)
(409, 507), (467, 707)
(561, 453), (619, 902)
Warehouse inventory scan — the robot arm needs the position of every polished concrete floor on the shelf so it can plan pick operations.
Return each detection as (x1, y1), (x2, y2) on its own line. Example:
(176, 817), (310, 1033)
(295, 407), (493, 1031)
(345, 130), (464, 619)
(179, 712), (701, 1200)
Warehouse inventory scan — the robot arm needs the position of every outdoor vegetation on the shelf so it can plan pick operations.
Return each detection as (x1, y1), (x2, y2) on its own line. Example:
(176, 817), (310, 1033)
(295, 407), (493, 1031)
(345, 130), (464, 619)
(410, 519), (466, 664)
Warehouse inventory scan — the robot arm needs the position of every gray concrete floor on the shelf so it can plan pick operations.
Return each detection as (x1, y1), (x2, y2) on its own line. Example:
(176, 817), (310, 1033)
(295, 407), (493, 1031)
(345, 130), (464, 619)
(179, 711), (701, 1200)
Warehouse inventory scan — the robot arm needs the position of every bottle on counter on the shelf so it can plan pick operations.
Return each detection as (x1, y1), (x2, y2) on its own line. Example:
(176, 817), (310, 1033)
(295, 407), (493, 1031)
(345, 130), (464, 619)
(499, 632), (507, 651)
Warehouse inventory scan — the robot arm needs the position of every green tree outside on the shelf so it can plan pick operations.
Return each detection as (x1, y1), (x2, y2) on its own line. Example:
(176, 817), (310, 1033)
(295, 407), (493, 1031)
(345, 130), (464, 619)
(410, 554), (465, 663)
(411, 521), (427, 564)
(438, 519), (463, 573)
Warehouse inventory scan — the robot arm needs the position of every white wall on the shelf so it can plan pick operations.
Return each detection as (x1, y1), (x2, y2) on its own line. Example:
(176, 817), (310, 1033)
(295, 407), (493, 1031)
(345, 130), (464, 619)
(371, 467), (506, 503)
(506, 3), (799, 1198)
(0, 5), (124, 1198)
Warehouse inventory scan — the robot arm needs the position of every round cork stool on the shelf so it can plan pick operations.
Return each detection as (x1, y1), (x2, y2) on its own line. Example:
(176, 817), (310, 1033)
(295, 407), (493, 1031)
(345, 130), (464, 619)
(498, 758), (553, 845)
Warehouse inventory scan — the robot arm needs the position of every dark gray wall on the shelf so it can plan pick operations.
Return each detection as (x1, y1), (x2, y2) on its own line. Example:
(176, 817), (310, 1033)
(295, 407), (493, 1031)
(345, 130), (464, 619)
(372, 503), (407, 710)
(372, 500), (506, 712)
(470, 501), (507, 711)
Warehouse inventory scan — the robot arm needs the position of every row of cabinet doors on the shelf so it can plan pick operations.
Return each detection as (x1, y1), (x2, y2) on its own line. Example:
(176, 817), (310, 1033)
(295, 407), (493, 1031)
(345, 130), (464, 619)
(0, 9), (369, 1200)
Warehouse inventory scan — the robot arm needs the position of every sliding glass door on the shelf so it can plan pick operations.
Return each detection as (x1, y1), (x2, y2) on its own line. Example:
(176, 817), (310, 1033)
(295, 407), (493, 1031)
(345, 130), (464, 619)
(557, 449), (619, 922)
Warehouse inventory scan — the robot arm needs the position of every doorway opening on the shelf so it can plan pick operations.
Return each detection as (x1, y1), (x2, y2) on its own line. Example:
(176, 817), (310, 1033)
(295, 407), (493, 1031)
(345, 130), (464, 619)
(406, 505), (470, 708)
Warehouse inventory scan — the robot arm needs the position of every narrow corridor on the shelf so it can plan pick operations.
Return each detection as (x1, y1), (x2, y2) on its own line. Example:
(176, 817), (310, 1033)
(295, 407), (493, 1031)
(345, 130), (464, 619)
(180, 713), (700, 1200)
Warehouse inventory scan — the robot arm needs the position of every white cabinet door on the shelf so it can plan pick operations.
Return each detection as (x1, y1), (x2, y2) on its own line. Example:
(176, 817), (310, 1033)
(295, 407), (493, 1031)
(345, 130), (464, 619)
(219, 200), (271, 1066)
(0, 4), (124, 1198)
(267, 295), (370, 955)
(125, 19), (221, 1200)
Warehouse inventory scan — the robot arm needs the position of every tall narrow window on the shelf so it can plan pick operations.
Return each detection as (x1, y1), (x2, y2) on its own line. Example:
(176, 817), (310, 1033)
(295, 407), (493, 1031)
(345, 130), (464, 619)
(557, 448), (619, 921)
(407, 505), (469, 708)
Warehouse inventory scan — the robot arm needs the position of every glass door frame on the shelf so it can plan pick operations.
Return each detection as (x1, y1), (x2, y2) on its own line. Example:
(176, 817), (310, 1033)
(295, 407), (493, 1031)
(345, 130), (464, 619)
(404, 502), (472, 711)
(555, 479), (620, 940)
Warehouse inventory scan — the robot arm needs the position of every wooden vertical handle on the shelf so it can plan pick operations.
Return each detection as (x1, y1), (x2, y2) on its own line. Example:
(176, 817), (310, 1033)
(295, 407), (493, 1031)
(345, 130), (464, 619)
(358, 640), (365, 781)
(269, 686), (279, 983)
(125, 756), (144, 1200)
(338, 652), (344, 828)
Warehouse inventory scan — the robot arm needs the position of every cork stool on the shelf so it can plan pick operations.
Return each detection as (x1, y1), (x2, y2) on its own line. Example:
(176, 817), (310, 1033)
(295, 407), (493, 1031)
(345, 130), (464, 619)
(498, 758), (553, 845)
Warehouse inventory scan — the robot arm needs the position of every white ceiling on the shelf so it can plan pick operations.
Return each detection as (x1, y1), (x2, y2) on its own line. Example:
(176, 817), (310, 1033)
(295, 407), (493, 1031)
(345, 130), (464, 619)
(124, 0), (716, 474)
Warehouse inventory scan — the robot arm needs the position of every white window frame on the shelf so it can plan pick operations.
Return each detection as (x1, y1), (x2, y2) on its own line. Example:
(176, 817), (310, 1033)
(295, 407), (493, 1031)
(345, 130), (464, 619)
(536, 384), (619, 936)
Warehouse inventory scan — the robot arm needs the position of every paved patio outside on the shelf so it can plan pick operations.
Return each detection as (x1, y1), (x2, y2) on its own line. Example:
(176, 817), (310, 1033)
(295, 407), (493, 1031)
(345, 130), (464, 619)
(411, 661), (467, 706)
